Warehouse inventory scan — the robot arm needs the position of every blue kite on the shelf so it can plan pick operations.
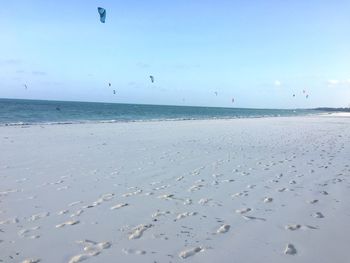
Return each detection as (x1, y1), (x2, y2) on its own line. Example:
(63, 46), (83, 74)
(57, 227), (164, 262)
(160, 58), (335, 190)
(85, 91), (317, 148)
(98, 7), (106, 23)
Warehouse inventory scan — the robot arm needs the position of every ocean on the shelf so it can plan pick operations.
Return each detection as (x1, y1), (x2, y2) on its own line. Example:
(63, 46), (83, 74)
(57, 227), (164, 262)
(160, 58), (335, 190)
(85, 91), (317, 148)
(0, 98), (321, 126)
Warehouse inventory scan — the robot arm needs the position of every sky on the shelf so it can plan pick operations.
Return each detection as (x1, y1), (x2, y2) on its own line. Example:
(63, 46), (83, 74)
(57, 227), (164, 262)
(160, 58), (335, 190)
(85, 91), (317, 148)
(0, 0), (349, 108)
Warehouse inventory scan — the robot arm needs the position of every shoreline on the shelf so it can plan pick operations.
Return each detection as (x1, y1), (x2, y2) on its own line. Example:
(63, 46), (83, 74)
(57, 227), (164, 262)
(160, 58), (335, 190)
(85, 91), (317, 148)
(0, 112), (333, 128)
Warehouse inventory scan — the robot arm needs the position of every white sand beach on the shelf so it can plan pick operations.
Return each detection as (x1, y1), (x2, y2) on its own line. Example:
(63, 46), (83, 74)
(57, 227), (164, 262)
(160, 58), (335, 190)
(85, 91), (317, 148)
(1, 116), (350, 263)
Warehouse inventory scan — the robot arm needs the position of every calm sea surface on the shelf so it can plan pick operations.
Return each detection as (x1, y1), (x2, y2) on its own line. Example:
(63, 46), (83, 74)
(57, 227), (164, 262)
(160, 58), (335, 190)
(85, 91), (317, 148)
(0, 98), (322, 125)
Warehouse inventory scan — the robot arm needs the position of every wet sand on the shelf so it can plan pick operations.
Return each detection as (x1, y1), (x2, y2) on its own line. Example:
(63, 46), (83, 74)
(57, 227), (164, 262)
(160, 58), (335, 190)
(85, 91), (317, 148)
(1, 116), (350, 263)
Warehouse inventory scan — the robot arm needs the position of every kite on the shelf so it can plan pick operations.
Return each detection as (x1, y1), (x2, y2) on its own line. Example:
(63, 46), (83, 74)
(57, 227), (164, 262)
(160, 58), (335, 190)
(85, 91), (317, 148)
(149, 75), (154, 83)
(98, 7), (106, 23)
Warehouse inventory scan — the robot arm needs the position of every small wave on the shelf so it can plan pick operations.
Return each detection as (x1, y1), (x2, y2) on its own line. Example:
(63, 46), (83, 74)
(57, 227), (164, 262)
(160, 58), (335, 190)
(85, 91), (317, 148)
(0, 121), (82, 127)
(0, 113), (319, 127)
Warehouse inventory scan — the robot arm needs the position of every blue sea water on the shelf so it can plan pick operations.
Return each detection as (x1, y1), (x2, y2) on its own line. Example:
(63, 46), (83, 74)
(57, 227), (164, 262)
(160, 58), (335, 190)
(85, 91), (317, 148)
(0, 98), (321, 126)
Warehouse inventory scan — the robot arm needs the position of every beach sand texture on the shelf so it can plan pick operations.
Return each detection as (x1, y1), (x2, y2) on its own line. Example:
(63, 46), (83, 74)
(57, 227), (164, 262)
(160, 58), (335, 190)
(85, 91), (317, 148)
(1, 116), (350, 263)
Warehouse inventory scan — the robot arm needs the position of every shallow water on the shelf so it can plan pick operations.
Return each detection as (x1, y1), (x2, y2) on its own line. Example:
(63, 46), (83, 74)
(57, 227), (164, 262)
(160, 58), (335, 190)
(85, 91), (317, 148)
(0, 98), (320, 125)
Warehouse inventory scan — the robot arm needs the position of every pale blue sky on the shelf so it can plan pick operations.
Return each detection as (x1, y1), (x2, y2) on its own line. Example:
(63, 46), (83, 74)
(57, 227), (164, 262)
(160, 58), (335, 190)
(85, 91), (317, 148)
(1, 0), (349, 108)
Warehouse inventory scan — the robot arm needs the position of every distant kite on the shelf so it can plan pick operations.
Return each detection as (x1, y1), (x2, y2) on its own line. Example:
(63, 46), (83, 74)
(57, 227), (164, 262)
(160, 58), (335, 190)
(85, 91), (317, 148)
(232, 97), (235, 103)
(303, 90), (306, 94)
(24, 84), (28, 90)
(149, 75), (154, 83)
(113, 90), (116, 94)
(108, 83), (111, 87)
(293, 94), (295, 97)
(98, 7), (106, 23)
(306, 94), (309, 99)
(214, 91), (218, 96)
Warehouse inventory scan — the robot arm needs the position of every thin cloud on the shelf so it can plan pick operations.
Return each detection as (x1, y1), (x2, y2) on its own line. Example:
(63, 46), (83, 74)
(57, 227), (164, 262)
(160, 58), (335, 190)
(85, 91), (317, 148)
(327, 79), (340, 85)
(0, 59), (21, 66)
(128, 81), (137, 86)
(327, 79), (350, 87)
(274, 80), (282, 87)
(136, 62), (150, 68)
(32, 71), (47, 76)
(170, 64), (201, 69)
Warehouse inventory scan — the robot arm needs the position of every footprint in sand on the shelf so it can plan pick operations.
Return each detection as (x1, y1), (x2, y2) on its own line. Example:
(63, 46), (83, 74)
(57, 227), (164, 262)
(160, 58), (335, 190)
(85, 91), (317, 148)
(55, 220), (80, 228)
(176, 212), (197, 221)
(270, 179), (279, 183)
(70, 210), (84, 217)
(232, 191), (248, 198)
(235, 208), (251, 214)
(183, 199), (192, 205)
(242, 215), (266, 221)
(246, 185), (256, 189)
(129, 224), (152, 240)
(68, 240), (111, 263)
(304, 225), (318, 229)
(21, 259), (41, 263)
(123, 190), (142, 197)
(28, 212), (50, 222)
(198, 198), (212, 205)
(0, 217), (19, 225)
(152, 211), (171, 218)
(216, 224), (230, 234)
(84, 194), (116, 208)
(188, 184), (204, 192)
(221, 179), (234, 183)
(212, 173), (223, 178)
(263, 197), (273, 203)
(122, 248), (146, 255)
(157, 194), (174, 200)
(110, 203), (128, 210)
(51, 179), (64, 185)
(57, 186), (69, 191)
(285, 224), (301, 231)
(68, 201), (83, 207)
(312, 212), (324, 218)
(18, 227), (40, 239)
(0, 188), (21, 196)
(179, 247), (204, 259)
(98, 193), (115, 202)
(15, 178), (27, 183)
(176, 176), (184, 181)
(57, 210), (69, 215)
(284, 243), (297, 255)
(154, 185), (170, 191)
(285, 224), (318, 230)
